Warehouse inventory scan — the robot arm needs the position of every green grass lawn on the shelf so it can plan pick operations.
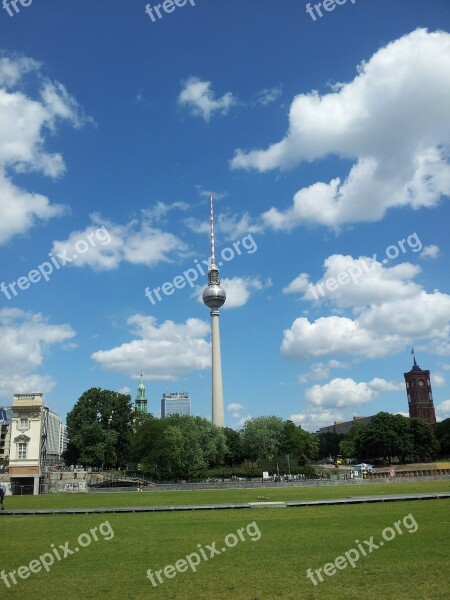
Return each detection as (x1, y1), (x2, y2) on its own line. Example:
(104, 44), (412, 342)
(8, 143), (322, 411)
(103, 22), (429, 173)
(0, 498), (449, 599)
(2, 479), (450, 510)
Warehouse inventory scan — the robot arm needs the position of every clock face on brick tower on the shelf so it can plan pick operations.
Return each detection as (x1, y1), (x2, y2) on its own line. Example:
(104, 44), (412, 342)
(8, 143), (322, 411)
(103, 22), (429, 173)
(418, 380), (425, 387)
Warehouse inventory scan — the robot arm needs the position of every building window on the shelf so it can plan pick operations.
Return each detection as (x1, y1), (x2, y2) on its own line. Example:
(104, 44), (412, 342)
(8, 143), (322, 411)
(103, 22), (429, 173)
(18, 442), (27, 460)
(19, 418), (29, 430)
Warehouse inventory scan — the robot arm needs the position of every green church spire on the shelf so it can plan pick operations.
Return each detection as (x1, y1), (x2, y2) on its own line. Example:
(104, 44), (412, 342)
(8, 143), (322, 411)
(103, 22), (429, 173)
(135, 371), (148, 413)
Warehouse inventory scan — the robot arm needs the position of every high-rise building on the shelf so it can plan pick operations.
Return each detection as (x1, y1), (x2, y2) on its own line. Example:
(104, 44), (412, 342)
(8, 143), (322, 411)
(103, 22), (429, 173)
(202, 194), (226, 427)
(59, 422), (69, 458)
(161, 393), (191, 418)
(46, 409), (63, 463)
(135, 372), (148, 413)
(404, 351), (436, 425)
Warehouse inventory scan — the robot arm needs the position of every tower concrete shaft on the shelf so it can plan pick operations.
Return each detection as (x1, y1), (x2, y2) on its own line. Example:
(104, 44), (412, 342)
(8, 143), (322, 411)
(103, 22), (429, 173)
(202, 193), (226, 427)
(211, 309), (224, 427)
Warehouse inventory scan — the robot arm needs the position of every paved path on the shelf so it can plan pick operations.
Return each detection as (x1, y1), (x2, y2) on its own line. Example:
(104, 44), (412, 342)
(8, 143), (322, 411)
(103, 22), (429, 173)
(1, 491), (449, 516)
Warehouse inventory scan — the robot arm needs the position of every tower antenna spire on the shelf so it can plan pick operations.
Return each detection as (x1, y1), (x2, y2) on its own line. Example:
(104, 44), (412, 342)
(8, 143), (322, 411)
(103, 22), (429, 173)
(210, 192), (216, 269)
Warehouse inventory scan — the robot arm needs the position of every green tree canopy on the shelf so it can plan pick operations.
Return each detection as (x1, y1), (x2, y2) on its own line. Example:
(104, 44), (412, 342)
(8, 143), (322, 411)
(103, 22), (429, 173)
(129, 414), (226, 479)
(64, 388), (133, 468)
(435, 418), (450, 455)
(241, 416), (285, 464)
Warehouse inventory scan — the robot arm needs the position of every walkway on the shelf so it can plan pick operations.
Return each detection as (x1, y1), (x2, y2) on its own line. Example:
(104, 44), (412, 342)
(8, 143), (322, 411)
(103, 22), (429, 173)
(1, 491), (449, 516)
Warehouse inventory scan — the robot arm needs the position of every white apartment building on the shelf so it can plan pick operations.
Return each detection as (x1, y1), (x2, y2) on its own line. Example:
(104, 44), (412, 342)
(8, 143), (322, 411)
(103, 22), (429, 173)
(9, 393), (64, 495)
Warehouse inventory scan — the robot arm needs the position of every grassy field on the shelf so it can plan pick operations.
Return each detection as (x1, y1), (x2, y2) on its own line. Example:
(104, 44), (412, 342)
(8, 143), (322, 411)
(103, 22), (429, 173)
(0, 481), (449, 599)
(2, 479), (450, 510)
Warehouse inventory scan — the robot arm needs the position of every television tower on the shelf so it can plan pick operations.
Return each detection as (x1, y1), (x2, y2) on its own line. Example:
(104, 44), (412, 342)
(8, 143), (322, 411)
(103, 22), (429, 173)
(202, 193), (226, 427)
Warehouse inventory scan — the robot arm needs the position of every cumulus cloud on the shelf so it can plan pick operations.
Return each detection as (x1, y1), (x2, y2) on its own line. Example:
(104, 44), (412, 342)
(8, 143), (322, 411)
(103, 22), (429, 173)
(231, 29), (450, 230)
(0, 308), (75, 400)
(91, 315), (211, 380)
(436, 400), (450, 420)
(178, 77), (236, 122)
(420, 244), (440, 260)
(289, 409), (346, 432)
(291, 376), (402, 431)
(282, 252), (450, 362)
(431, 373), (445, 388)
(192, 276), (270, 309)
(251, 85), (282, 106)
(227, 403), (245, 412)
(305, 378), (377, 409)
(0, 53), (91, 244)
(298, 359), (351, 383)
(51, 212), (189, 270)
(185, 210), (262, 240)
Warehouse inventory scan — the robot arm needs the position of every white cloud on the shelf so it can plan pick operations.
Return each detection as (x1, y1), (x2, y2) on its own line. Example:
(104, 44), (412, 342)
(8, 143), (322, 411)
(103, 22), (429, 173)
(420, 244), (440, 260)
(227, 403), (245, 412)
(283, 273), (310, 295)
(292, 376), (401, 431)
(282, 252), (450, 362)
(301, 255), (422, 308)
(51, 212), (189, 271)
(231, 29), (450, 230)
(298, 363), (330, 383)
(91, 315), (211, 381)
(192, 276), (270, 309)
(431, 373), (445, 388)
(305, 378), (377, 409)
(367, 378), (404, 392)
(289, 409), (346, 432)
(0, 54), (91, 244)
(142, 201), (189, 223)
(0, 308), (75, 400)
(118, 386), (131, 396)
(282, 316), (399, 361)
(178, 77), (236, 122)
(185, 210), (262, 240)
(252, 86), (282, 106)
(298, 359), (352, 383)
(436, 400), (450, 421)
(220, 277), (270, 309)
(233, 415), (252, 429)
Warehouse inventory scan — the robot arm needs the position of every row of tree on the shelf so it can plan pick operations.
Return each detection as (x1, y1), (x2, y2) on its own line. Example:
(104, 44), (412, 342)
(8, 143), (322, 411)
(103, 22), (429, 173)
(64, 389), (319, 478)
(64, 389), (450, 477)
(319, 412), (450, 464)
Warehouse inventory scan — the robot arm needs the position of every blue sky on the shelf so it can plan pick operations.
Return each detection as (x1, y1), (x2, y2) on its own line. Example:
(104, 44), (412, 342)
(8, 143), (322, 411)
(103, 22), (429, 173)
(1, 0), (450, 430)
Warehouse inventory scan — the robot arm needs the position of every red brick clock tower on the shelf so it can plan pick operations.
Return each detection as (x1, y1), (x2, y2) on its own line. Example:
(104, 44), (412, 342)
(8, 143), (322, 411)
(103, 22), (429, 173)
(403, 351), (436, 425)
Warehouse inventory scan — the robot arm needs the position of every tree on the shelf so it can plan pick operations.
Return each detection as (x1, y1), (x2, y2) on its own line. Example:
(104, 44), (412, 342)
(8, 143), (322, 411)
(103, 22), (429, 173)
(339, 421), (368, 460)
(64, 388), (133, 468)
(435, 418), (450, 456)
(129, 414), (226, 479)
(241, 416), (285, 465)
(355, 413), (413, 463)
(222, 427), (244, 467)
(280, 420), (319, 466)
(408, 418), (439, 461)
(318, 432), (345, 459)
